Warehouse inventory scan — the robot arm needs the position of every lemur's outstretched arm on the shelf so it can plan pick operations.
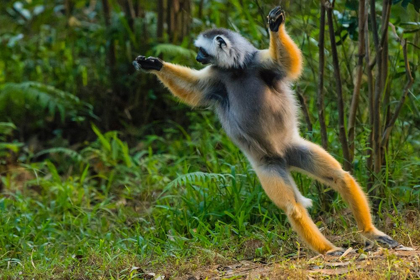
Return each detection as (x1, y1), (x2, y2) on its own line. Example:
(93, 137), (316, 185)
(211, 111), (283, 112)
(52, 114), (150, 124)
(261, 7), (302, 80)
(133, 56), (211, 107)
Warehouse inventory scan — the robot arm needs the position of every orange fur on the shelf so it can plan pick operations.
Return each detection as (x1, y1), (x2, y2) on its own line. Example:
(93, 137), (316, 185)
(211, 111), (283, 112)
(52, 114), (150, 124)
(288, 203), (335, 254)
(154, 63), (205, 106)
(296, 140), (377, 235)
(268, 25), (302, 80)
(257, 169), (337, 254)
(339, 173), (375, 232)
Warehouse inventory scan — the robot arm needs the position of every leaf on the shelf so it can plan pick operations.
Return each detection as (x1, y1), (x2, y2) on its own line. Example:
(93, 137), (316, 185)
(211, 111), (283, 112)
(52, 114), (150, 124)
(345, 0), (358, 10)
(108, 0), (137, 48)
(79, 164), (90, 185)
(153, 44), (197, 60)
(0, 81), (92, 123)
(400, 21), (420, 26)
(91, 124), (111, 152)
(0, 122), (17, 136)
(412, 0), (420, 12)
(46, 161), (61, 183)
(402, 0), (412, 9)
(0, 142), (24, 153)
(7, 34), (24, 48)
(34, 147), (84, 162)
(161, 172), (234, 197)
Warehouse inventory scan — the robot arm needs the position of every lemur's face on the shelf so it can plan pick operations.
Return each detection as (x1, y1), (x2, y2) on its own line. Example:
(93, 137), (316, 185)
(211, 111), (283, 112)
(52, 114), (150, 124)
(195, 33), (230, 66)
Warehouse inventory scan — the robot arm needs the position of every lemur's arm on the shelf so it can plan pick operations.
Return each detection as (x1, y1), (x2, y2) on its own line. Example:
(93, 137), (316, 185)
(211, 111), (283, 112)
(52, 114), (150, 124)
(133, 56), (212, 107)
(259, 7), (302, 81)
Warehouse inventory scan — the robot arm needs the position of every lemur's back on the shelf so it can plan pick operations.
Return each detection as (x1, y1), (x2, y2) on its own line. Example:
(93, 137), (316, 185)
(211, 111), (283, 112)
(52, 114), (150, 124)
(209, 62), (299, 159)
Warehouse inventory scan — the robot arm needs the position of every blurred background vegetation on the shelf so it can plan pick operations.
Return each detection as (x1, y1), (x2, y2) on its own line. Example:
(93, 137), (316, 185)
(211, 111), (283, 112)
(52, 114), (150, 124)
(0, 0), (420, 278)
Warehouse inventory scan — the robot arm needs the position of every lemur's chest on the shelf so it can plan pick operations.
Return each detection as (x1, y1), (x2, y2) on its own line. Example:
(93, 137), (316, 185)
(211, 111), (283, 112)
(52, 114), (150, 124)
(209, 68), (293, 156)
(208, 67), (283, 111)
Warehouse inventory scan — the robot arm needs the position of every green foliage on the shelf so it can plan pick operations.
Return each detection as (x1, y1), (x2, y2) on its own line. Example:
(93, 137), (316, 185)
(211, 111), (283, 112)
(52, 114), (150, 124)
(1, 0), (420, 277)
(0, 82), (95, 127)
(0, 122), (23, 161)
(153, 44), (197, 60)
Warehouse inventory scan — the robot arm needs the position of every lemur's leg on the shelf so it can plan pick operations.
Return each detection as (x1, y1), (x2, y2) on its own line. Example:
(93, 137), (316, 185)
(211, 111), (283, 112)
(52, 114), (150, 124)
(288, 140), (400, 248)
(133, 56), (212, 107)
(262, 7), (302, 80)
(254, 165), (344, 255)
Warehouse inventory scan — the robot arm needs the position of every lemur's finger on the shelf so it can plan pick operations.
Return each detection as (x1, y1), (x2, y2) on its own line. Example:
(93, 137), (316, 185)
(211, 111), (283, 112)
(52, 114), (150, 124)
(268, 6), (281, 19)
(147, 57), (159, 63)
(135, 55), (146, 62)
(272, 10), (284, 23)
(133, 60), (142, 71)
(273, 7), (283, 18)
(268, 7), (285, 32)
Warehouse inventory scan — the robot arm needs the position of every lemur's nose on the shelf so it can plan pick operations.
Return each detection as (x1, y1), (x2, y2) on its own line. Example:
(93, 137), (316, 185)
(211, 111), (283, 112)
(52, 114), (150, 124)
(196, 55), (205, 63)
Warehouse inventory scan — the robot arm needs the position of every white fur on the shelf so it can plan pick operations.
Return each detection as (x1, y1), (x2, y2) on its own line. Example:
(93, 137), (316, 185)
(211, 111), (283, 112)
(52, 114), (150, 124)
(195, 30), (257, 69)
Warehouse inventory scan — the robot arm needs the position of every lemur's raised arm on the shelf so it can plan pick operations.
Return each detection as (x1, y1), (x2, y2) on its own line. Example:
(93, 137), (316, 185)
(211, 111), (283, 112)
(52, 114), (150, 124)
(133, 56), (213, 107)
(260, 7), (303, 80)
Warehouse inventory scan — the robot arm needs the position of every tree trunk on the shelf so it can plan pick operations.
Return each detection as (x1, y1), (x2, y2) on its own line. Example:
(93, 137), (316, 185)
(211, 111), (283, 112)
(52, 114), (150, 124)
(348, 0), (366, 162)
(325, 0), (352, 172)
(317, 2), (328, 150)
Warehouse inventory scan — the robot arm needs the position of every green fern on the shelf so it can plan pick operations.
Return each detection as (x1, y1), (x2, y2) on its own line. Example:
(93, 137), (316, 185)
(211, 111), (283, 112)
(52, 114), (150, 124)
(167, 171), (234, 189)
(34, 147), (85, 163)
(0, 122), (22, 158)
(153, 44), (197, 60)
(0, 122), (17, 137)
(0, 82), (91, 122)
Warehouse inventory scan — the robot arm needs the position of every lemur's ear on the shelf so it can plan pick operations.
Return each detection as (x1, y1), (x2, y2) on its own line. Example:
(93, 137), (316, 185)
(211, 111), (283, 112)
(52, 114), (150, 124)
(216, 36), (227, 48)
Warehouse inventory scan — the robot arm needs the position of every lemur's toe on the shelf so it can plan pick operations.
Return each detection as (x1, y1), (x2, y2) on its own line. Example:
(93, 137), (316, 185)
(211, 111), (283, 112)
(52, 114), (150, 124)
(377, 235), (400, 248)
(326, 247), (347, 256)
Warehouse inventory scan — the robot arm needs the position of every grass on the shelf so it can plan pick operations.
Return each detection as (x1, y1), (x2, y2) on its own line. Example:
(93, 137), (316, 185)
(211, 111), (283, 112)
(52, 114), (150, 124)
(1, 113), (420, 279)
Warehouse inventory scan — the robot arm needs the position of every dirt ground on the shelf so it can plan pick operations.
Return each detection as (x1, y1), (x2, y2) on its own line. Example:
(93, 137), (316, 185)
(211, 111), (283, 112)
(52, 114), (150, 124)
(178, 246), (420, 279)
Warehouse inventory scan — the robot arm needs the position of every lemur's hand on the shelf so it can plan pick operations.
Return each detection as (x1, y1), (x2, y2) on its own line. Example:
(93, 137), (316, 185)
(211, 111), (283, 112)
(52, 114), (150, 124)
(268, 6), (285, 32)
(133, 56), (163, 71)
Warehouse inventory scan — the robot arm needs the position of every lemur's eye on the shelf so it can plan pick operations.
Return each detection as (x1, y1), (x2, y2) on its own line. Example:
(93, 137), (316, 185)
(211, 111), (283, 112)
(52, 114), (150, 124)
(216, 36), (226, 48)
(199, 47), (209, 57)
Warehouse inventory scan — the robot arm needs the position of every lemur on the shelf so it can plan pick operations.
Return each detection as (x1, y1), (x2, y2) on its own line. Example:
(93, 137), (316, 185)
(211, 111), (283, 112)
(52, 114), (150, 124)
(133, 7), (400, 255)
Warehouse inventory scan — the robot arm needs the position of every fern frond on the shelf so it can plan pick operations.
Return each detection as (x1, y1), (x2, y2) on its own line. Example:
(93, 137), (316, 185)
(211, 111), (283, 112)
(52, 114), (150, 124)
(34, 147), (85, 162)
(167, 171), (234, 189)
(0, 122), (17, 136)
(153, 44), (197, 60)
(0, 82), (88, 122)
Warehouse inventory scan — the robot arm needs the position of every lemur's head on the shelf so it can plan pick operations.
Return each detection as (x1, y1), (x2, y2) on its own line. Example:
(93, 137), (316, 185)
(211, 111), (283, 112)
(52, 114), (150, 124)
(195, 28), (257, 69)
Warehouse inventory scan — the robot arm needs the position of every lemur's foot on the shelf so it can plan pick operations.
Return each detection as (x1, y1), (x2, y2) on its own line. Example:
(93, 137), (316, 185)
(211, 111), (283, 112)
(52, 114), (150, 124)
(362, 229), (400, 249)
(133, 56), (163, 71)
(325, 247), (347, 256)
(268, 6), (285, 32)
